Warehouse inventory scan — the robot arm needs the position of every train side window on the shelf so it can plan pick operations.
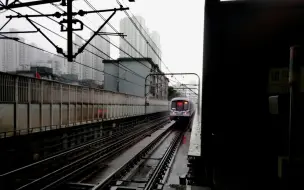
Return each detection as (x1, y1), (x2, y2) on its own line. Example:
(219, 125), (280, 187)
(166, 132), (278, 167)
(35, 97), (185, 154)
(271, 71), (280, 82)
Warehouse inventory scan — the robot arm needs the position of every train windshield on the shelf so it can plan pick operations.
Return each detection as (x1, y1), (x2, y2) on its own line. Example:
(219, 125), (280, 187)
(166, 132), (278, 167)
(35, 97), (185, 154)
(171, 101), (189, 111)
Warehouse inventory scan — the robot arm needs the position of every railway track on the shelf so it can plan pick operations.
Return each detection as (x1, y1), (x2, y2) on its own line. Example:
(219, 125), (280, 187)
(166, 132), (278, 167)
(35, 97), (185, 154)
(60, 117), (193, 190)
(0, 116), (170, 190)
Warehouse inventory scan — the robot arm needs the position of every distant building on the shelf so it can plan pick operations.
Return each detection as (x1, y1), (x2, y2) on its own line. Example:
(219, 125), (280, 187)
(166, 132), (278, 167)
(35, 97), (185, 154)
(119, 16), (148, 58)
(27, 43), (40, 66)
(103, 57), (168, 99)
(148, 31), (162, 69)
(77, 29), (110, 85)
(0, 28), (19, 72)
(119, 16), (162, 69)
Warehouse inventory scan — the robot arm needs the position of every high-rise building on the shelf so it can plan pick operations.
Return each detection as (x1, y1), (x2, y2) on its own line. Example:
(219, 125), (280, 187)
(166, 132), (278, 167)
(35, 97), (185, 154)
(91, 29), (109, 84)
(80, 29), (110, 84)
(82, 45), (93, 80)
(52, 55), (68, 75)
(148, 31), (161, 69)
(1, 28), (19, 72)
(119, 16), (147, 58)
(18, 37), (28, 70)
(67, 35), (83, 79)
(119, 16), (162, 69)
(27, 43), (40, 66)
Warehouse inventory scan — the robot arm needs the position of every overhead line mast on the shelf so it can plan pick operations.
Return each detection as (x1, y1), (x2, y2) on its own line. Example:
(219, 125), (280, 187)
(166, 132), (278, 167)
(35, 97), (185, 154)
(1, 0), (129, 61)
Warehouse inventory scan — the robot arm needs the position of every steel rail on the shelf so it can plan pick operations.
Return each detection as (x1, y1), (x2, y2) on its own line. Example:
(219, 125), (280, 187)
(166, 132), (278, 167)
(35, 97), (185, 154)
(0, 116), (168, 190)
(91, 121), (176, 190)
(0, 116), (159, 178)
(1, 115), (164, 177)
(143, 131), (183, 190)
(40, 118), (170, 190)
(15, 118), (169, 190)
(144, 117), (194, 190)
(39, 115), (157, 159)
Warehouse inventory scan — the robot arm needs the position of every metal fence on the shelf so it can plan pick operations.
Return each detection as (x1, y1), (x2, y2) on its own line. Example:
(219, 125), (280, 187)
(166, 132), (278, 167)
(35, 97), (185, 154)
(0, 72), (169, 138)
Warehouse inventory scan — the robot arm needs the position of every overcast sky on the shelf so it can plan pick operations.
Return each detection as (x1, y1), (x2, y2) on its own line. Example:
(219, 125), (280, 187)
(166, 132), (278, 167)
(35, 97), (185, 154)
(0, 0), (204, 86)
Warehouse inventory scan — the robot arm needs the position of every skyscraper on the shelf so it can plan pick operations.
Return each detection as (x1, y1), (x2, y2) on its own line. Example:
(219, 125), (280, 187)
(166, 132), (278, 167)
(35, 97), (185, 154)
(119, 16), (162, 69)
(92, 29), (110, 84)
(119, 16), (147, 58)
(18, 37), (28, 70)
(148, 31), (161, 69)
(53, 55), (68, 75)
(1, 28), (19, 72)
(81, 29), (110, 84)
(27, 43), (40, 66)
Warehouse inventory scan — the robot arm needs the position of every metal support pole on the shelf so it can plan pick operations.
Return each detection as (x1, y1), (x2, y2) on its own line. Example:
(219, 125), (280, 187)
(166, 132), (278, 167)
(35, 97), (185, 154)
(14, 77), (19, 135)
(68, 85), (70, 125)
(50, 82), (53, 127)
(288, 46), (302, 165)
(28, 79), (31, 133)
(40, 80), (43, 129)
(75, 86), (77, 124)
(60, 84), (62, 126)
(67, 0), (73, 62)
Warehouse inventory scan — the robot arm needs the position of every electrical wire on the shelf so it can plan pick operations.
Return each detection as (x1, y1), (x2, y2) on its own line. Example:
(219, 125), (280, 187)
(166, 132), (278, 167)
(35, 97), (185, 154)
(117, 0), (161, 53)
(51, 3), (159, 85)
(0, 33), (144, 87)
(81, 0), (151, 67)
(26, 6), (148, 82)
(80, 0), (166, 88)
(1, 3), (170, 94)
(116, 0), (196, 96)
(117, 0), (197, 98)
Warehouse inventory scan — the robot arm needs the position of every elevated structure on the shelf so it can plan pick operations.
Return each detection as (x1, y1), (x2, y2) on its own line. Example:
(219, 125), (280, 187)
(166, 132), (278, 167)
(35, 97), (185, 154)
(0, 71), (168, 138)
(103, 57), (169, 99)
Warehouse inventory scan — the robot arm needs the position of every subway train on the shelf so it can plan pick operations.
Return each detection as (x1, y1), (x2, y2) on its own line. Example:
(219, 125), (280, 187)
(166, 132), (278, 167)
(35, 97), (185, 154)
(169, 97), (195, 121)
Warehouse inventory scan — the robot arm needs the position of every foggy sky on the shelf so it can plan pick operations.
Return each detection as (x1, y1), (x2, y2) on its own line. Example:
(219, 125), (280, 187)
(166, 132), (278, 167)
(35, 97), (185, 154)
(0, 0), (204, 86)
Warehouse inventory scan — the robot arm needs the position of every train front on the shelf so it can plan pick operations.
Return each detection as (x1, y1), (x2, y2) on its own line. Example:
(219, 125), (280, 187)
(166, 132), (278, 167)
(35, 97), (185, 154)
(170, 98), (192, 122)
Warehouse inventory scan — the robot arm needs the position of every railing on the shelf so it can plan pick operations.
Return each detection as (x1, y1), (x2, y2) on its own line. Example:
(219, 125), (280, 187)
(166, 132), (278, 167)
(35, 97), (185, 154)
(0, 72), (169, 138)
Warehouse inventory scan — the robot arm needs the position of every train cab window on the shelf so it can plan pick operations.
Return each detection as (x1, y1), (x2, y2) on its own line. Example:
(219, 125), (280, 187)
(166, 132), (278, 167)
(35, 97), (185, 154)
(176, 101), (184, 111)
(184, 101), (189, 110)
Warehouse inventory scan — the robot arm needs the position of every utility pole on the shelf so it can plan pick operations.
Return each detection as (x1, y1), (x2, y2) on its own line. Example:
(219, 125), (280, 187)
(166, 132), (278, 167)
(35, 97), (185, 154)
(1, 0), (129, 61)
(67, 0), (73, 62)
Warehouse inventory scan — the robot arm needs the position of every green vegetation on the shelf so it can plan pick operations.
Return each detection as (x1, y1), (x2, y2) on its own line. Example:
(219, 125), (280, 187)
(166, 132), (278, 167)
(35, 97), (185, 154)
(168, 86), (181, 100)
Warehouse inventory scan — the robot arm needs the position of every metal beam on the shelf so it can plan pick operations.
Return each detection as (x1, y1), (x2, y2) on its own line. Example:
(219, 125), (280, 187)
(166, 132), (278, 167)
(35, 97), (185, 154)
(173, 88), (198, 90)
(144, 72), (201, 114)
(0, 30), (38, 34)
(6, 7), (129, 18)
(0, 0), (61, 10)
(67, 0), (73, 62)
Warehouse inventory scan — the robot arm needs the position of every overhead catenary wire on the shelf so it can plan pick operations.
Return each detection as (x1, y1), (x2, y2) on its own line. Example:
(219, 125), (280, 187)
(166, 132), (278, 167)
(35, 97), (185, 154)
(0, 33), (144, 87)
(117, 0), (198, 98)
(51, 3), (157, 84)
(1, 4), (148, 84)
(26, 6), (149, 82)
(117, 0), (161, 53)
(116, 0), (197, 95)
(81, 0), (153, 67)
(80, 0), (166, 90)
(1, 3), (169, 92)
